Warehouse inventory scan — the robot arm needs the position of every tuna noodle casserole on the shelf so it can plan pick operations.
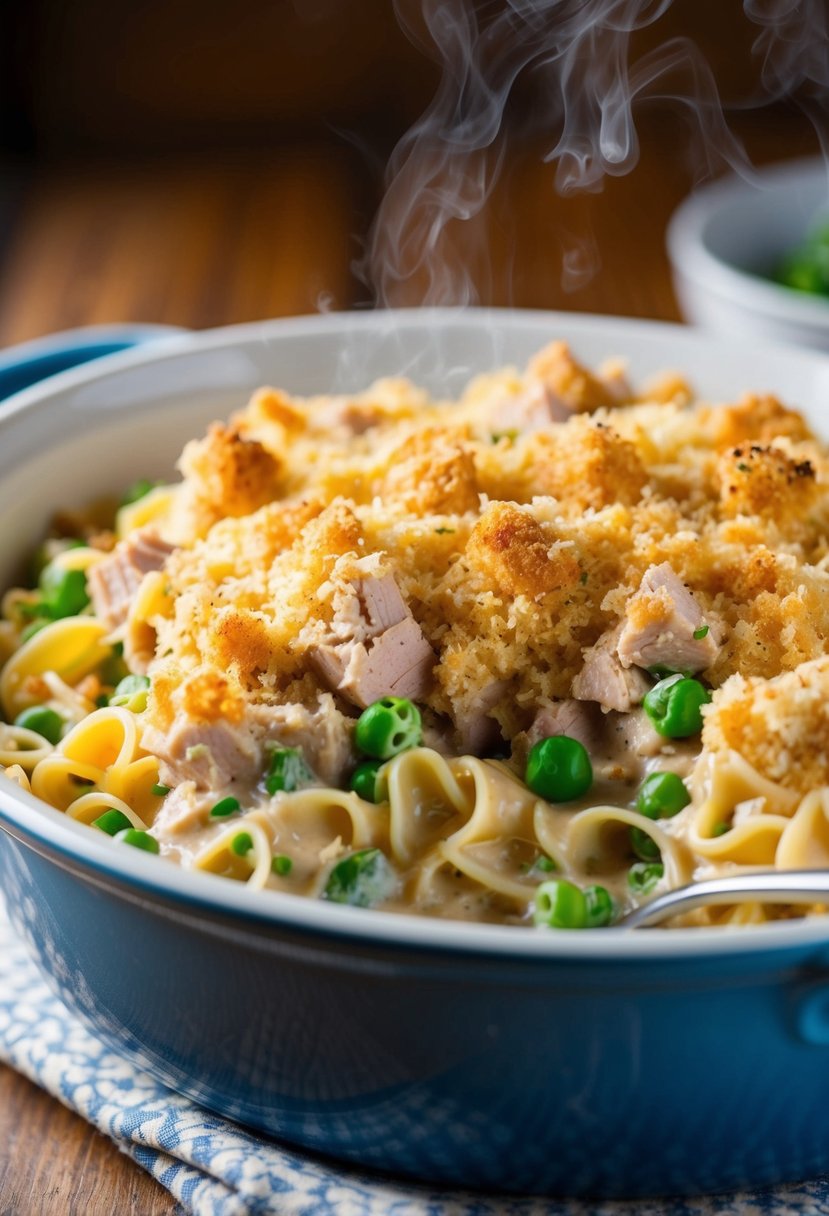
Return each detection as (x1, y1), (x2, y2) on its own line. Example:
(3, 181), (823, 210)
(2, 340), (829, 928)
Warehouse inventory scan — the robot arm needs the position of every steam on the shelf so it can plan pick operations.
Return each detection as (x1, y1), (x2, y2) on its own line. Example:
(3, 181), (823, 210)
(358, 0), (826, 309)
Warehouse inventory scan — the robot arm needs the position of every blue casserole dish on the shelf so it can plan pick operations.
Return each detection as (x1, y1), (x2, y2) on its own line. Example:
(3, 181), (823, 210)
(2, 310), (829, 1199)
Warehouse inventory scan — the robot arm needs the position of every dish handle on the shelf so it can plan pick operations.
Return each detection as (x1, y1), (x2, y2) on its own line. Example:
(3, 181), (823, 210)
(0, 323), (187, 404)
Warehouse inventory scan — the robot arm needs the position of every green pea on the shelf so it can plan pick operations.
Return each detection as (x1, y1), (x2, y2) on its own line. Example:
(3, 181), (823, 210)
(533, 879), (587, 929)
(322, 848), (397, 908)
(113, 828), (159, 854)
(39, 564), (89, 620)
(349, 759), (387, 803)
(630, 771), (690, 864)
(525, 735), (592, 803)
(93, 809), (133, 836)
(109, 674), (151, 712)
(643, 676), (710, 738)
(152, 783), (171, 797)
(636, 771), (691, 820)
(354, 697), (422, 760)
(628, 861), (664, 894)
(14, 706), (64, 746)
(231, 832), (253, 856)
(630, 827), (661, 863)
(121, 478), (161, 507)
(209, 796), (241, 819)
(271, 854), (293, 876)
(265, 747), (314, 795)
(29, 538), (84, 585)
(584, 884), (615, 928)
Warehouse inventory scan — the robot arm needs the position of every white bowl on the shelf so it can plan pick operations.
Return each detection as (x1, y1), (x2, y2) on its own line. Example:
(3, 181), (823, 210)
(667, 157), (829, 350)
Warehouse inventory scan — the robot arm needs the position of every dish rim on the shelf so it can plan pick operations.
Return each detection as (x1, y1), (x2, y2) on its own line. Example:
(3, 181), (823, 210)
(2, 305), (829, 962)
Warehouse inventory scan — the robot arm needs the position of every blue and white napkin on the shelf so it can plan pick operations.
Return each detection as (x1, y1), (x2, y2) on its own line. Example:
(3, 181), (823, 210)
(1, 896), (828, 1216)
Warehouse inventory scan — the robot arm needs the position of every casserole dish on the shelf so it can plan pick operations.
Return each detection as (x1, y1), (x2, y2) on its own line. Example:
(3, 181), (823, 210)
(3, 310), (829, 1199)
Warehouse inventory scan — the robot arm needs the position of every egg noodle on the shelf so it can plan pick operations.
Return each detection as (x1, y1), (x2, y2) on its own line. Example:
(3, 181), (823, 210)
(2, 339), (829, 928)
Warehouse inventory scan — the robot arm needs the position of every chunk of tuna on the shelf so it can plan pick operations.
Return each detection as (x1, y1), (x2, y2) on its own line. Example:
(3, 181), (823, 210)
(526, 340), (626, 416)
(249, 694), (355, 787)
(484, 382), (559, 434)
(142, 716), (260, 792)
(151, 780), (212, 836)
(572, 625), (650, 712)
(453, 679), (508, 754)
(308, 575), (434, 709)
(88, 530), (174, 631)
(312, 618), (434, 709)
(618, 562), (721, 674)
(314, 397), (387, 435)
(527, 699), (605, 754)
(356, 575), (410, 634)
(524, 701), (675, 784)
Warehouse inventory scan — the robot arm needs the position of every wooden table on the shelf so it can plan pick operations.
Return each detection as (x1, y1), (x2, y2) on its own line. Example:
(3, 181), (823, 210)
(0, 111), (821, 1213)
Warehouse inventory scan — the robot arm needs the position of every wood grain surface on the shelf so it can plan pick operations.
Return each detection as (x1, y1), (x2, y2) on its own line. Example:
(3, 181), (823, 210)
(0, 107), (823, 1215)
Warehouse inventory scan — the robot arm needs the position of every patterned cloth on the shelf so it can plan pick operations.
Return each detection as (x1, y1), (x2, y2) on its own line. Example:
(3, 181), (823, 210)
(1, 897), (828, 1216)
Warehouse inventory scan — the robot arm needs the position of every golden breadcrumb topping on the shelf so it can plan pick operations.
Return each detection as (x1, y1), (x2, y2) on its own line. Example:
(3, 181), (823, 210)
(703, 657), (829, 792)
(140, 339), (829, 750)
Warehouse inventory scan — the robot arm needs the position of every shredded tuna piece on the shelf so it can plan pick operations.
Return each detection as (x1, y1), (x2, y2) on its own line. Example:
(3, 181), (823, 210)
(617, 562), (721, 675)
(524, 700), (673, 783)
(313, 397), (389, 435)
(142, 716), (260, 792)
(453, 679), (508, 754)
(527, 699), (605, 754)
(308, 575), (434, 709)
(87, 530), (174, 631)
(572, 625), (650, 712)
(151, 781), (212, 836)
(484, 382), (559, 433)
(249, 695), (355, 787)
(526, 340), (627, 417)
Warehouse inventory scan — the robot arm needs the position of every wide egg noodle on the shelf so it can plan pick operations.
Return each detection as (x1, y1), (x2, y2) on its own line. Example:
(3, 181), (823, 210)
(0, 762), (31, 791)
(0, 723), (54, 772)
(0, 617), (110, 720)
(38, 670), (99, 726)
(30, 706), (160, 819)
(116, 484), (178, 540)
(437, 757), (550, 904)
(777, 789), (829, 870)
(65, 790), (148, 830)
(123, 569), (171, 673)
(563, 804), (694, 892)
(386, 747), (470, 866)
(192, 817), (273, 890)
(244, 786), (386, 893)
(684, 750), (799, 867)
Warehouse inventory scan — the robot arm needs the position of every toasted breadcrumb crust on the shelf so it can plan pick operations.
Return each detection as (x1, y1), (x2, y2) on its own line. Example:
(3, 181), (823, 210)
(141, 340), (829, 753)
(703, 657), (829, 792)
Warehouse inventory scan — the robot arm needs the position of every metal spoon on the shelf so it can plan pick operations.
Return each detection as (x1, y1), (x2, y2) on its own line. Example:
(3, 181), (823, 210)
(616, 870), (829, 929)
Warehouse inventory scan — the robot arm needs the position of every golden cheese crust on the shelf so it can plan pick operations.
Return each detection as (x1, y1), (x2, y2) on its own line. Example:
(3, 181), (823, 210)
(140, 340), (829, 756)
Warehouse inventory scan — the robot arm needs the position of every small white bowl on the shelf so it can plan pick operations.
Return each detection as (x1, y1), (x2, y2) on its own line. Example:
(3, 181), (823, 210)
(667, 157), (829, 350)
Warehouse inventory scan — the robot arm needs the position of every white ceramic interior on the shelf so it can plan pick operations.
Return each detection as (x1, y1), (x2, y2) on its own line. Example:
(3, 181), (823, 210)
(3, 307), (829, 959)
(667, 157), (829, 350)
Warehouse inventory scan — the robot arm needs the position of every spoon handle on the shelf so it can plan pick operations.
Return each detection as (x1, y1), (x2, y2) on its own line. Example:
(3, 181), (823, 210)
(618, 870), (829, 929)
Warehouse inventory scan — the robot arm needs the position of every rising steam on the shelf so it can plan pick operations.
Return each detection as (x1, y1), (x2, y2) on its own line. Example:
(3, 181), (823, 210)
(359, 0), (826, 309)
